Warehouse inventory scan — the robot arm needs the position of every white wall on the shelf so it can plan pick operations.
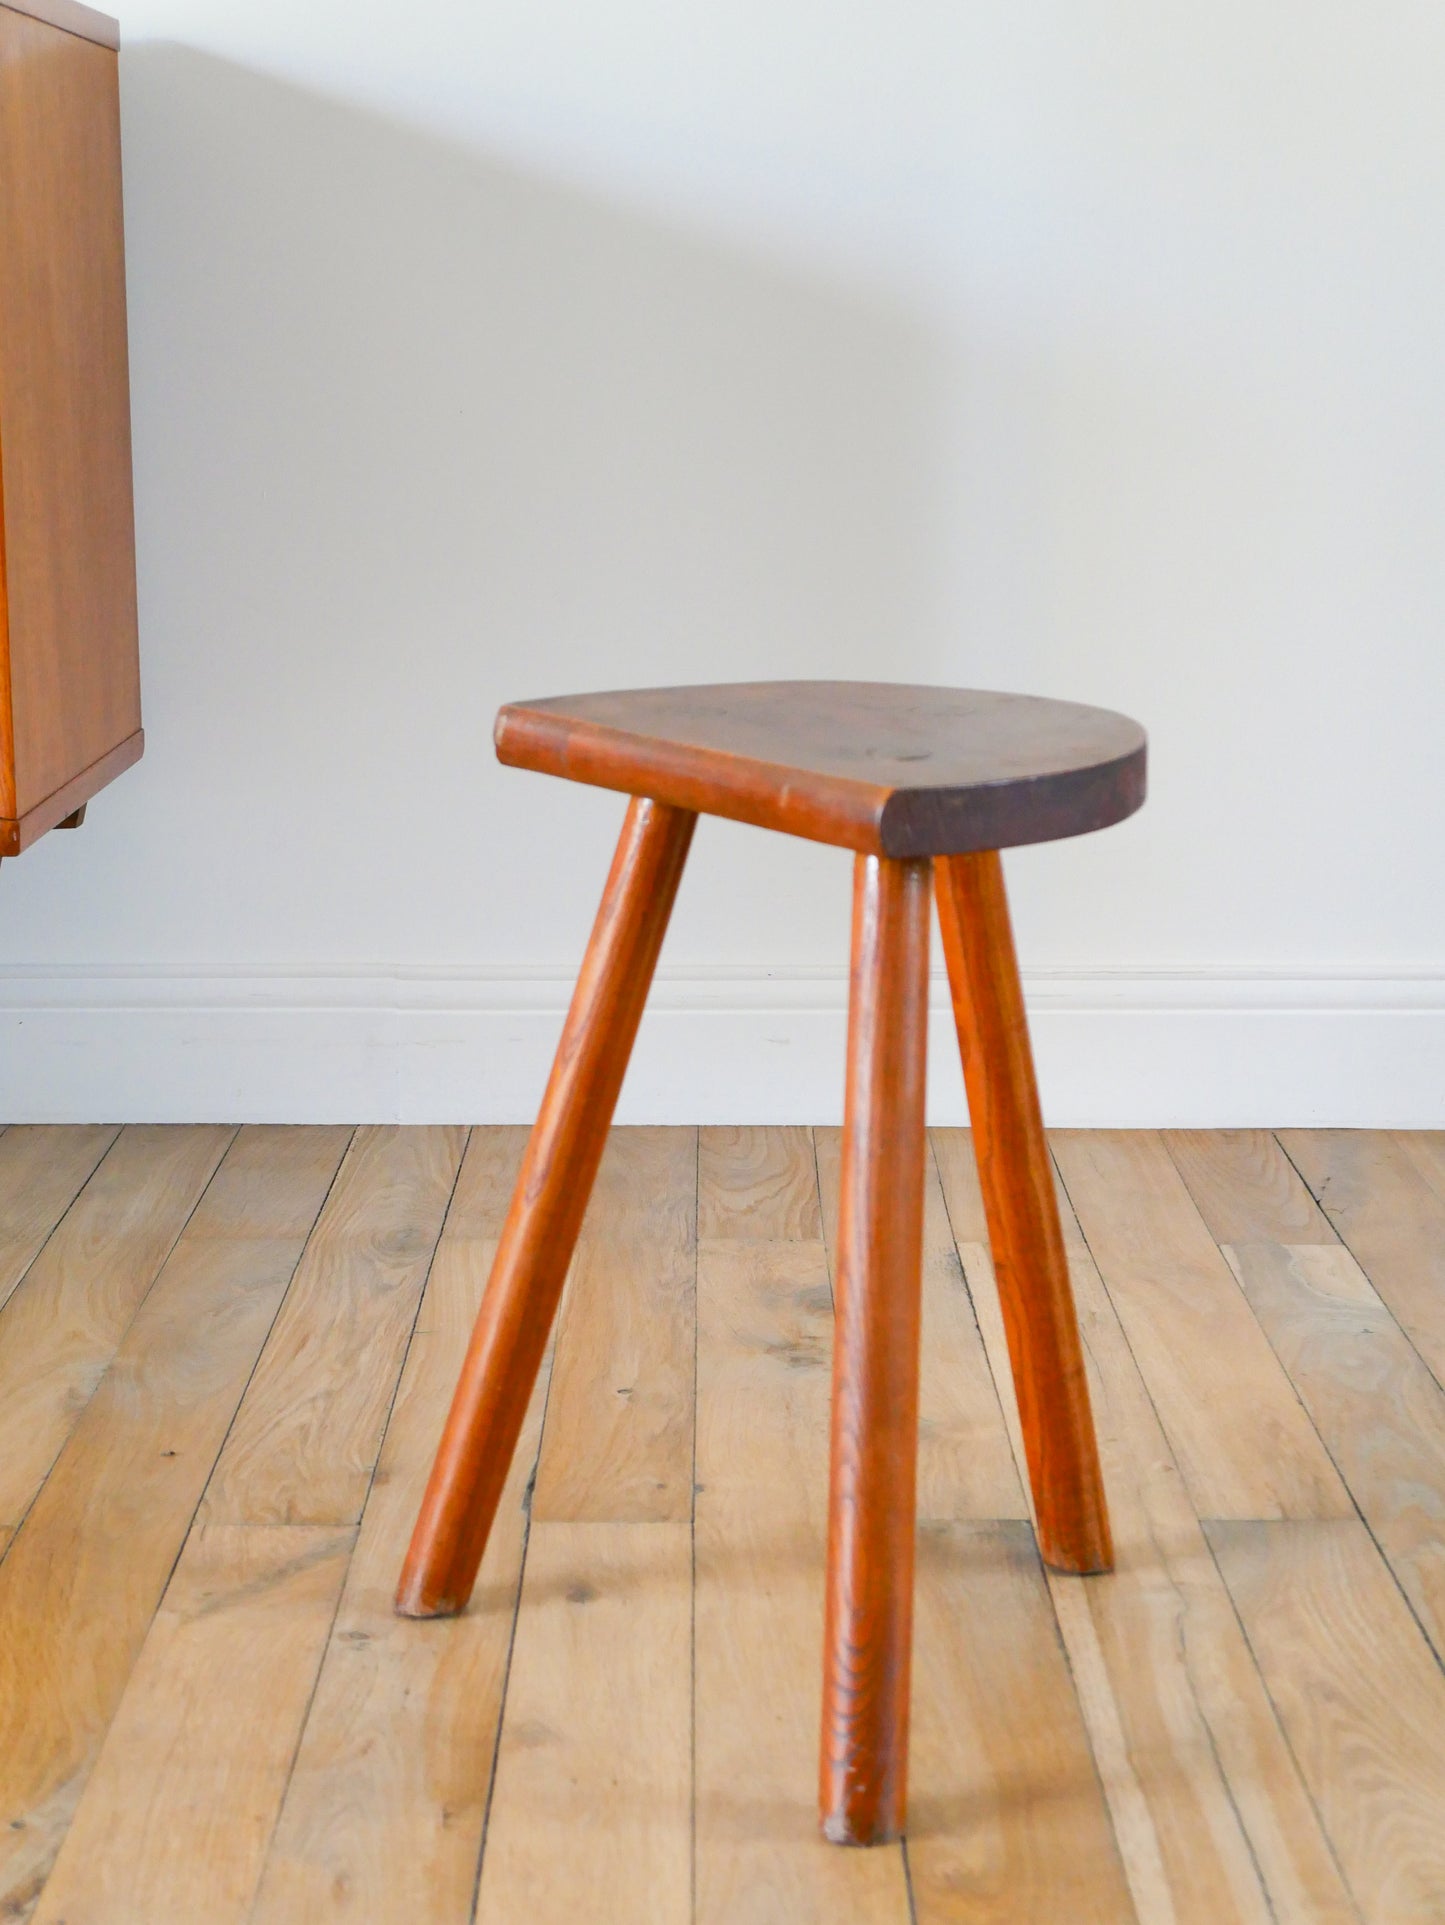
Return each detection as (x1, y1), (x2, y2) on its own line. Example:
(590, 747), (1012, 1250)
(1, 1), (1442, 1122)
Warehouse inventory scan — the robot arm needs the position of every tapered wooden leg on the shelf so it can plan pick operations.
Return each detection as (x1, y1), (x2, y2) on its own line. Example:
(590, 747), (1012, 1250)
(396, 796), (696, 1618)
(934, 850), (1113, 1576)
(820, 853), (931, 1846)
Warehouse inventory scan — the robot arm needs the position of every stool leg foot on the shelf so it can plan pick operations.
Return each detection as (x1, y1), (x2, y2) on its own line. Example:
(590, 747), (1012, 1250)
(396, 797), (696, 1618)
(820, 854), (931, 1846)
(935, 851), (1113, 1576)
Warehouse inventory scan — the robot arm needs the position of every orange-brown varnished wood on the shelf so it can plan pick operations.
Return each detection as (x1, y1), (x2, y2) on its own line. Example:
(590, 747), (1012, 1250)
(0, 727), (142, 854)
(398, 680), (1145, 1853)
(0, 2), (140, 843)
(396, 798), (696, 1617)
(0, 384), (10, 817)
(0, 0), (117, 48)
(498, 683), (1146, 857)
(935, 850), (1113, 1575)
(819, 853), (931, 1846)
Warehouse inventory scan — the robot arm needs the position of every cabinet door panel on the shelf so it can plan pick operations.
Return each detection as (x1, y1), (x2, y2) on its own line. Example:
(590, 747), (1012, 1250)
(0, 3), (139, 821)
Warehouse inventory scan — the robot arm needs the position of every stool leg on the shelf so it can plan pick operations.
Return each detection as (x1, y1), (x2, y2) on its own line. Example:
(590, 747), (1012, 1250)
(934, 850), (1113, 1576)
(396, 797), (696, 1618)
(820, 853), (931, 1846)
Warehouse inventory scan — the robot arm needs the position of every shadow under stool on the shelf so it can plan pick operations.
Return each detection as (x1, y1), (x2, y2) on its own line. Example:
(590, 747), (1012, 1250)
(395, 680), (1148, 1846)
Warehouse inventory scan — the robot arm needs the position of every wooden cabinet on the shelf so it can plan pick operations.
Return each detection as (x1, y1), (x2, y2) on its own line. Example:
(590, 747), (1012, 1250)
(0, 0), (140, 858)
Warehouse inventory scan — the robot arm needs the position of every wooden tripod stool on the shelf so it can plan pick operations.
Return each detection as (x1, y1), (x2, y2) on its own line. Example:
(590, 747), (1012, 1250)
(397, 681), (1147, 1846)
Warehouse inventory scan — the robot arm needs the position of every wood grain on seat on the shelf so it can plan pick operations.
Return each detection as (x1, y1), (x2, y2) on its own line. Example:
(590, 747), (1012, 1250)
(496, 681), (1146, 856)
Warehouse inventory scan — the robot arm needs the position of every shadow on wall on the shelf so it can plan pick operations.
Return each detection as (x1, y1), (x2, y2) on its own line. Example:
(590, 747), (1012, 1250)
(106, 45), (949, 964)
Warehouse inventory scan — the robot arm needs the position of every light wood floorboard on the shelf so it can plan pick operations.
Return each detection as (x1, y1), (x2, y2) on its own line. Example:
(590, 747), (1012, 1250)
(694, 1238), (911, 1921)
(1222, 1242), (1445, 1665)
(0, 1124), (236, 1528)
(1209, 1518), (1445, 1923)
(5, 1126), (1445, 1922)
(0, 1126), (347, 1916)
(1280, 1130), (1445, 1394)
(1053, 1130), (1352, 1521)
(253, 1130), (545, 1924)
(908, 1519), (1133, 1922)
(938, 1158), (1357, 1923)
(32, 1522), (356, 1925)
(1162, 1129), (1338, 1246)
(0, 1124), (120, 1316)
(201, 1125), (465, 1527)
(532, 1127), (697, 1524)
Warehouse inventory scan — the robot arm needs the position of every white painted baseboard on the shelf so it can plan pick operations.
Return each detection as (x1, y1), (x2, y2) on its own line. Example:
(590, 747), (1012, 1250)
(0, 964), (1439, 1126)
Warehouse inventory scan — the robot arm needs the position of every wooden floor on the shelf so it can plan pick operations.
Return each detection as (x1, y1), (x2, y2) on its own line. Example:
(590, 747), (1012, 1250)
(3, 1127), (1445, 1921)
